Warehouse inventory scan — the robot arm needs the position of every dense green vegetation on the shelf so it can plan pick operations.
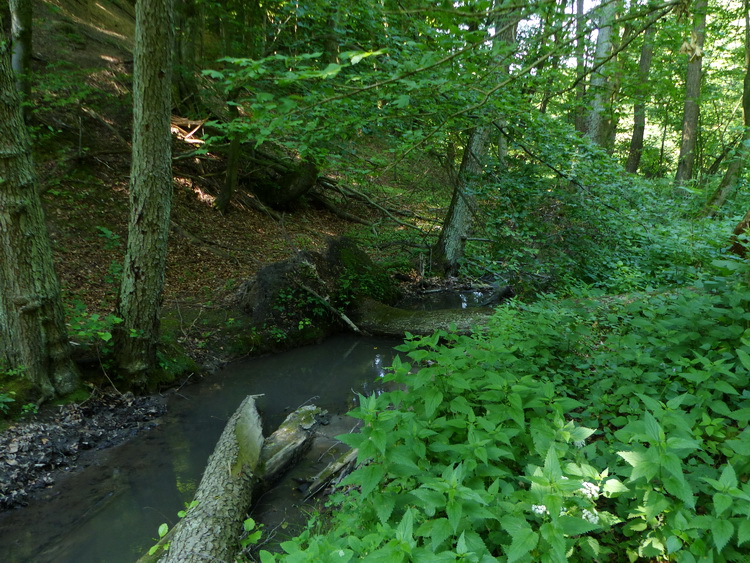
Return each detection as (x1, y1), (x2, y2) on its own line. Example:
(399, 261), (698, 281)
(7, 0), (750, 560)
(260, 264), (750, 562)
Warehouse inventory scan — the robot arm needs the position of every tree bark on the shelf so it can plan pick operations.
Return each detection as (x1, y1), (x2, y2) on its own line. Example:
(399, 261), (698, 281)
(574, 0), (587, 134)
(585, 0), (617, 145)
(115, 0), (175, 385)
(674, 0), (707, 186)
(431, 127), (490, 275)
(8, 0), (31, 105)
(155, 398), (322, 563)
(174, 0), (199, 113)
(0, 15), (79, 399)
(625, 25), (656, 174)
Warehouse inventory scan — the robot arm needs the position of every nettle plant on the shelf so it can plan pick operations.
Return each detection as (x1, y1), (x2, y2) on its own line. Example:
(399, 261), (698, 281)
(263, 273), (750, 562)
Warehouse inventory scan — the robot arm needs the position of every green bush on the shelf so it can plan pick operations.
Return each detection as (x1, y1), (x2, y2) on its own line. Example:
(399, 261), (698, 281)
(262, 270), (750, 561)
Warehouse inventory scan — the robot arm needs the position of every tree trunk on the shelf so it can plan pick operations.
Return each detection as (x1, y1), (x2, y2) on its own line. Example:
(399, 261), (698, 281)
(115, 0), (174, 386)
(674, 0), (707, 186)
(8, 0), (31, 104)
(625, 25), (656, 174)
(0, 16), (79, 399)
(432, 127), (490, 275)
(155, 398), (322, 563)
(173, 0), (199, 113)
(585, 0), (617, 145)
(704, 2), (750, 216)
(574, 0), (587, 134)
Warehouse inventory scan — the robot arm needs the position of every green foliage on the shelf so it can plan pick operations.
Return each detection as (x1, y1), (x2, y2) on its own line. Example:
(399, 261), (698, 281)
(266, 267), (750, 561)
(0, 393), (15, 415)
(66, 300), (123, 348)
(464, 115), (732, 296)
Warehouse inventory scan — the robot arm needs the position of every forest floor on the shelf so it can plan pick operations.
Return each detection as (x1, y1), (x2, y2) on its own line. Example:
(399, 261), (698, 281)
(0, 0), (449, 510)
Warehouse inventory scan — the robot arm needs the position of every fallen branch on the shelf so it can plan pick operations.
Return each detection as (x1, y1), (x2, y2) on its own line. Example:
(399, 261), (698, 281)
(304, 448), (358, 500)
(309, 191), (372, 226)
(294, 280), (367, 335)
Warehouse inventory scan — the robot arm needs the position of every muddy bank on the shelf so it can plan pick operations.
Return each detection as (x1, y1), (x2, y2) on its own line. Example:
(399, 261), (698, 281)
(0, 391), (166, 510)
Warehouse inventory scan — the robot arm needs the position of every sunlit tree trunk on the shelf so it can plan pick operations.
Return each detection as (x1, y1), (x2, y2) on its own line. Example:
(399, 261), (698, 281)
(626, 25), (656, 174)
(585, 0), (616, 145)
(431, 127), (490, 275)
(573, 0), (587, 133)
(8, 0), (31, 103)
(115, 0), (174, 386)
(0, 18), (79, 400)
(704, 1), (750, 216)
(674, 0), (707, 186)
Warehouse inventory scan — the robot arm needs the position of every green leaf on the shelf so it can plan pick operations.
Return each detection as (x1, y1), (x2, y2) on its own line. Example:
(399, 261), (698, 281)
(424, 388), (443, 417)
(558, 515), (600, 535)
(719, 464), (738, 489)
(737, 348), (750, 371)
(446, 499), (463, 533)
(602, 478), (629, 496)
(158, 523), (168, 538)
(712, 519), (734, 553)
(569, 426), (596, 442)
(713, 493), (733, 517)
(375, 493), (396, 524)
(737, 519), (750, 546)
(543, 447), (562, 480)
(643, 411), (663, 444)
(506, 529), (539, 563)
(429, 518), (453, 551)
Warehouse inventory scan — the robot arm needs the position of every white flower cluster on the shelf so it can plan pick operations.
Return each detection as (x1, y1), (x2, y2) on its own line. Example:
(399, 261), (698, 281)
(579, 481), (600, 500)
(531, 504), (549, 515)
(581, 508), (599, 524)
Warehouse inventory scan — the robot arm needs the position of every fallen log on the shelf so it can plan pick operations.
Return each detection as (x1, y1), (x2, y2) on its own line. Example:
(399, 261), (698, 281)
(352, 298), (496, 338)
(140, 397), (323, 563)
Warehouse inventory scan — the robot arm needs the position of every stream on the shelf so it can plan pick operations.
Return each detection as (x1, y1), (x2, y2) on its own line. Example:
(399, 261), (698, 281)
(0, 334), (401, 563)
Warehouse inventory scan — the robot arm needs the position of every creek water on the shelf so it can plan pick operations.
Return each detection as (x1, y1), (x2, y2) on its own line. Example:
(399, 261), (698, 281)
(0, 334), (401, 563)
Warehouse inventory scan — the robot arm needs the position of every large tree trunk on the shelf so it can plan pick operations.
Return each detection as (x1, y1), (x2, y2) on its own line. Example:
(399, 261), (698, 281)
(674, 0), (707, 186)
(114, 0), (174, 386)
(8, 0), (31, 104)
(585, 0), (617, 145)
(625, 25), (656, 174)
(0, 16), (79, 400)
(432, 127), (490, 276)
(155, 398), (323, 563)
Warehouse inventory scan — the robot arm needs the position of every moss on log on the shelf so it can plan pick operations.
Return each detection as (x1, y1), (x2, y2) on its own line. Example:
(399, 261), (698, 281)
(352, 298), (496, 337)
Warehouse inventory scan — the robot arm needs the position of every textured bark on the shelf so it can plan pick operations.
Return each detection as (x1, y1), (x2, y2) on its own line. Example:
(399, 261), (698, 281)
(8, 0), (31, 102)
(574, 0), (587, 134)
(432, 127), (490, 275)
(157, 399), (322, 563)
(0, 19), (79, 399)
(625, 26), (656, 174)
(159, 396), (264, 563)
(585, 0), (617, 145)
(674, 0), (707, 186)
(115, 0), (174, 384)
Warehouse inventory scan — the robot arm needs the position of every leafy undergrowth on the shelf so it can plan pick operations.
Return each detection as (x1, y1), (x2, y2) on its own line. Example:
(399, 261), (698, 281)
(260, 264), (750, 562)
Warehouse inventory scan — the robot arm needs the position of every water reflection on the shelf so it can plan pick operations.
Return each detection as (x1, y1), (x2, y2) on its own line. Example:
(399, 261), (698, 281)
(0, 335), (400, 563)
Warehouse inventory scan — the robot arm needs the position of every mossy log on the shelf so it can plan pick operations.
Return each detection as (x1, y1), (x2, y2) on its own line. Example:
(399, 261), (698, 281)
(143, 398), (323, 563)
(352, 298), (496, 337)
